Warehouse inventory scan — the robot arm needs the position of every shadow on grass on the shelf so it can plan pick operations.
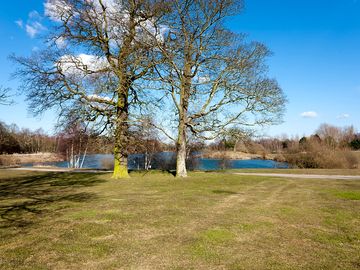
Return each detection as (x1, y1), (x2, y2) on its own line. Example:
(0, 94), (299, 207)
(129, 169), (176, 177)
(0, 172), (105, 229)
(212, 190), (238, 195)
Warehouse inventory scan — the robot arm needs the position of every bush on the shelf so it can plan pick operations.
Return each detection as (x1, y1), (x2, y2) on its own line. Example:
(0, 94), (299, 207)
(350, 139), (360, 150)
(284, 149), (358, 169)
(284, 138), (358, 169)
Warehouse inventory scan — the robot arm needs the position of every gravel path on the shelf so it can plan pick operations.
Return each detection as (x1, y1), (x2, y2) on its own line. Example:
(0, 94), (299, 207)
(233, 172), (360, 180)
(4, 167), (360, 179)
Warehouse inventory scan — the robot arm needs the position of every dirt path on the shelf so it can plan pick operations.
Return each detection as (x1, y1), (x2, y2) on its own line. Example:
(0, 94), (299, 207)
(5, 167), (360, 180)
(233, 172), (360, 180)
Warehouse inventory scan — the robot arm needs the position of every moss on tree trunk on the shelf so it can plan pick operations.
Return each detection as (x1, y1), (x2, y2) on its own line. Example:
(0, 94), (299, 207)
(112, 86), (130, 179)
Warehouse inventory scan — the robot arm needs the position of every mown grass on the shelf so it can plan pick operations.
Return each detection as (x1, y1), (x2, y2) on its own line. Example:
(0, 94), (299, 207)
(0, 169), (359, 269)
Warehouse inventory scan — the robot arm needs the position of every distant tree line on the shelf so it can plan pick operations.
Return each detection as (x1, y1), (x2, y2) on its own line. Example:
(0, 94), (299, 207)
(0, 120), (173, 156)
(0, 122), (57, 154)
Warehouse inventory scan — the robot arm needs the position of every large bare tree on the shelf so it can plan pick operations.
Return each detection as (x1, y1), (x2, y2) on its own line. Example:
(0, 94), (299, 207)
(150, 0), (286, 177)
(11, 0), (167, 178)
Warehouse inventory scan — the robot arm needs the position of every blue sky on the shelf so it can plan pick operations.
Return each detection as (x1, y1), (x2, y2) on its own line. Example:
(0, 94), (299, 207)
(0, 0), (359, 137)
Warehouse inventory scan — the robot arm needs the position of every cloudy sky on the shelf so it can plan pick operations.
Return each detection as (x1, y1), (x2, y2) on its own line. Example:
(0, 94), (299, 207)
(0, 0), (359, 137)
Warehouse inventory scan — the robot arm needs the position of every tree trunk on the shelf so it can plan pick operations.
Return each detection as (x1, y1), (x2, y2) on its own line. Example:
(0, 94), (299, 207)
(176, 75), (190, 177)
(112, 89), (130, 179)
(176, 41), (192, 178)
(176, 119), (187, 177)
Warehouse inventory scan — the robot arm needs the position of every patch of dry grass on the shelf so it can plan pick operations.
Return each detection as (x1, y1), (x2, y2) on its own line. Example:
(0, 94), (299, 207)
(0, 153), (63, 167)
(0, 170), (359, 269)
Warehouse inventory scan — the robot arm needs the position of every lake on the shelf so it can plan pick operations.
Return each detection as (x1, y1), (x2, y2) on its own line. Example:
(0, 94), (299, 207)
(27, 152), (289, 170)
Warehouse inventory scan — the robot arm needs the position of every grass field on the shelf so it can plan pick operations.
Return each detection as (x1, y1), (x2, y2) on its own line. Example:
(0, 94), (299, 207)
(0, 170), (359, 269)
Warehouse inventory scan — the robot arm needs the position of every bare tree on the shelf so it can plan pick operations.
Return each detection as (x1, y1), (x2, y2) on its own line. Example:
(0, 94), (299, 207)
(61, 120), (89, 168)
(11, 0), (168, 178)
(316, 123), (356, 148)
(149, 0), (286, 177)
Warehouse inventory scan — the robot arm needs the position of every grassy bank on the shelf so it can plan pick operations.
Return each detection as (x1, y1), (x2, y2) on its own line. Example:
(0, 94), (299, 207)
(0, 170), (359, 269)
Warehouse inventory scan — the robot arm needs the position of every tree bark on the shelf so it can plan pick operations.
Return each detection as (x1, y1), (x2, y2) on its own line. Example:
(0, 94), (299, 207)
(176, 61), (191, 177)
(112, 87), (130, 179)
(176, 118), (187, 177)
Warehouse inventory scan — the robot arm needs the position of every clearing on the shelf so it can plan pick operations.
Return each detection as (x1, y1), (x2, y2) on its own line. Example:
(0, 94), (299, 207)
(0, 170), (359, 269)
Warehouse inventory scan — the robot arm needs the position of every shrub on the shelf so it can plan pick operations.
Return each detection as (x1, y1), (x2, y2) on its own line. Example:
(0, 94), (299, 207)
(284, 139), (358, 169)
(350, 139), (360, 150)
(284, 149), (358, 169)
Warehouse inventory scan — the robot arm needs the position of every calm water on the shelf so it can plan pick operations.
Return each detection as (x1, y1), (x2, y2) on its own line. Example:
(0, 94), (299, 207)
(27, 152), (288, 170)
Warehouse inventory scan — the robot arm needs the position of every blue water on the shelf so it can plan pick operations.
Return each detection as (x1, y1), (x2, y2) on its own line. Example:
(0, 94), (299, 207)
(26, 152), (288, 170)
(197, 158), (288, 170)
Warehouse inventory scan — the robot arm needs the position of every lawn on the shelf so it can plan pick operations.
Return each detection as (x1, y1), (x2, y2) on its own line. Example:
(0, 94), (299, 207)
(0, 170), (359, 269)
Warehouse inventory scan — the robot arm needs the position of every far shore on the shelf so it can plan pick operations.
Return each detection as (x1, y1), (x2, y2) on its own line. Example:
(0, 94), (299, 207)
(200, 150), (282, 161)
(0, 152), (64, 167)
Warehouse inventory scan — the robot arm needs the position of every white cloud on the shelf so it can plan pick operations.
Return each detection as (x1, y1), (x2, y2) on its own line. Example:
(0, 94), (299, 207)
(300, 111), (318, 118)
(15, 19), (23, 28)
(337, 113), (350, 119)
(25, 25), (37, 38)
(44, 0), (74, 22)
(17, 10), (47, 38)
(87, 94), (112, 102)
(55, 36), (66, 49)
(44, 0), (117, 22)
(26, 21), (46, 38)
(44, 0), (166, 44)
(58, 53), (109, 75)
(29, 10), (41, 20)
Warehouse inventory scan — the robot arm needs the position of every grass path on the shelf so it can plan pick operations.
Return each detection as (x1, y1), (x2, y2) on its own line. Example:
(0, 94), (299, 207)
(0, 170), (359, 269)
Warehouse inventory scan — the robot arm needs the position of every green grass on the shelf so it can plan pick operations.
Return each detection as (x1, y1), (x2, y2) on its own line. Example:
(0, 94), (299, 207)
(330, 190), (360, 200)
(0, 169), (359, 269)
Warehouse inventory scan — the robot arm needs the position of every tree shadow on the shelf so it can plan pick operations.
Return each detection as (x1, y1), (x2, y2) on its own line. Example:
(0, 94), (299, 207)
(212, 190), (238, 195)
(0, 172), (105, 230)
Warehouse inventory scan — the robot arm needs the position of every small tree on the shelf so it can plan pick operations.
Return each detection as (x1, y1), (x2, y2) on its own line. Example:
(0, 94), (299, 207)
(57, 120), (89, 168)
(129, 117), (162, 170)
